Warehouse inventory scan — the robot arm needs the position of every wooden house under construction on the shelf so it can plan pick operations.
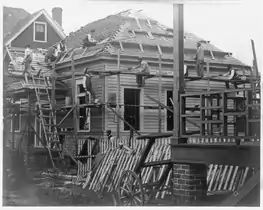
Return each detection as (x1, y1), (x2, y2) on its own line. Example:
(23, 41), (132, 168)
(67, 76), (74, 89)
(4, 9), (255, 159)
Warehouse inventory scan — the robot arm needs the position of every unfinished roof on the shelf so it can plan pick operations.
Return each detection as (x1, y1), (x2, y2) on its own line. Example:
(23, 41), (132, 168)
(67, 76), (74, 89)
(56, 9), (246, 67)
(5, 46), (51, 76)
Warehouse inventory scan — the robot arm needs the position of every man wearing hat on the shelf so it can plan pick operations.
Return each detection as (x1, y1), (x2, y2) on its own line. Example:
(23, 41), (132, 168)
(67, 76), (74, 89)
(22, 44), (33, 75)
(128, 56), (150, 87)
(83, 68), (98, 103)
(194, 42), (204, 77)
(82, 29), (97, 49)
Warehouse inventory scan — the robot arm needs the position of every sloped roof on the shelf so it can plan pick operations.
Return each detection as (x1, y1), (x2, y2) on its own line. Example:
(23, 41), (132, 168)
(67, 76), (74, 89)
(3, 8), (66, 45)
(3, 6), (30, 39)
(5, 46), (51, 76)
(57, 9), (246, 67)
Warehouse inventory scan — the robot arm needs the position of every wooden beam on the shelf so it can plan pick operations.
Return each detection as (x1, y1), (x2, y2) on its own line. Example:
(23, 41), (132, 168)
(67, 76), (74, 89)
(158, 54), (162, 132)
(220, 170), (260, 206)
(71, 50), (77, 152)
(172, 4), (184, 145)
(251, 39), (259, 77)
(116, 49), (121, 139)
(171, 144), (260, 168)
(57, 104), (76, 127)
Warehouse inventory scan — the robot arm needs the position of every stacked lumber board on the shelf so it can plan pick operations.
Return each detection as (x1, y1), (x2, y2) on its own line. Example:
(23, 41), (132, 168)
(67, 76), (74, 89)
(207, 164), (251, 195)
(84, 137), (172, 200)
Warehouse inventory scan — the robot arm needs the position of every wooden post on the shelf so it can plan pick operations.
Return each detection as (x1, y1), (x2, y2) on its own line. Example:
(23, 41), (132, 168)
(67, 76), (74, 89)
(251, 39), (259, 77)
(27, 92), (31, 164)
(158, 54), (162, 132)
(71, 52), (77, 154)
(11, 98), (15, 149)
(206, 62), (210, 135)
(172, 4), (184, 144)
(116, 49), (121, 139)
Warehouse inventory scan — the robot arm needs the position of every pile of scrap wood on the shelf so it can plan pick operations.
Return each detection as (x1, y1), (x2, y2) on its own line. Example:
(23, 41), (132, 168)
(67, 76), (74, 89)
(207, 164), (252, 195)
(83, 138), (172, 199)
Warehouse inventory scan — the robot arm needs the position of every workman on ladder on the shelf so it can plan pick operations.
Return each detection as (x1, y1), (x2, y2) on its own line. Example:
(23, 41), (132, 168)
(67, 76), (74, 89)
(83, 68), (99, 103)
(82, 29), (97, 49)
(128, 56), (150, 87)
(194, 42), (204, 77)
(22, 45), (33, 82)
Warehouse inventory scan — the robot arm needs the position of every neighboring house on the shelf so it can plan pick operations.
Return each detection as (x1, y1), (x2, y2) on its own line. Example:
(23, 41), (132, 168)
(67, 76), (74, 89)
(5, 9), (251, 156)
(3, 6), (66, 149)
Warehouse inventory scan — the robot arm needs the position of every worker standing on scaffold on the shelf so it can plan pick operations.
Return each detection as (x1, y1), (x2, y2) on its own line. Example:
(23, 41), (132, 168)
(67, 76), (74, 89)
(194, 42), (204, 77)
(83, 68), (99, 104)
(22, 44), (33, 82)
(128, 56), (150, 87)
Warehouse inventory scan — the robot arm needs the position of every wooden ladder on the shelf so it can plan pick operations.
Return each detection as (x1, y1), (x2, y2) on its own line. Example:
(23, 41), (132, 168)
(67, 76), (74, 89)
(31, 73), (63, 169)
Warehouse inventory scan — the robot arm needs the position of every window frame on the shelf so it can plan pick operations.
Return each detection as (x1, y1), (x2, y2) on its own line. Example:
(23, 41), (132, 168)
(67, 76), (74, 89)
(76, 79), (91, 132)
(33, 21), (47, 43)
(164, 89), (174, 132)
(121, 86), (144, 132)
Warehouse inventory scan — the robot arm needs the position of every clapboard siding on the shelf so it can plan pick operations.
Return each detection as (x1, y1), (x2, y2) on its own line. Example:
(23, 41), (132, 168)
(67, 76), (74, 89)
(59, 63), (105, 136)
(105, 61), (242, 136)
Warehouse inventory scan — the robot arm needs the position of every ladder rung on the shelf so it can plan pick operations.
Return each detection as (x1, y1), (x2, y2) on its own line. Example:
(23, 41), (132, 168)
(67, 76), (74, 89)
(41, 114), (50, 118)
(50, 148), (63, 152)
(37, 92), (48, 96)
(52, 157), (64, 160)
(39, 100), (50, 104)
(44, 124), (56, 127)
(40, 107), (52, 111)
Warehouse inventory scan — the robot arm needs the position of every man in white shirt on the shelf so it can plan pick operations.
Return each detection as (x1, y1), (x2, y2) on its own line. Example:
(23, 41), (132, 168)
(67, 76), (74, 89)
(55, 39), (67, 63)
(82, 30), (97, 48)
(22, 44), (33, 75)
(194, 42), (204, 77)
(128, 56), (150, 87)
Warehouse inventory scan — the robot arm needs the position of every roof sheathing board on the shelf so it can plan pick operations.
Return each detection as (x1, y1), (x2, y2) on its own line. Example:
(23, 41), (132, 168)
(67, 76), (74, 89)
(56, 10), (247, 68)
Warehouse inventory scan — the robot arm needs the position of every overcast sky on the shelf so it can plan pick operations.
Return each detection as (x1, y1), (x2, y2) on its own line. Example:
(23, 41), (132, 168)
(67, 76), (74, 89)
(2, 0), (262, 71)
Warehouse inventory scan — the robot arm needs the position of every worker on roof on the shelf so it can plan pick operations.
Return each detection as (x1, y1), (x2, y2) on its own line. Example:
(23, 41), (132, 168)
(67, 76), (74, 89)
(82, 29), (97, 48)
(45, 45), (57, 65)
(222, 65), (239, 89)
(83, 68), (99, 104)
(54, 39), (67, 63)
(194, 42), (204, 77)
(22, 44), (33, 75)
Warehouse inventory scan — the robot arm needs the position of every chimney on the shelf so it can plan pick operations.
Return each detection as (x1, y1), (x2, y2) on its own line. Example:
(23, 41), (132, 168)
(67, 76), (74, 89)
(52, 7), (63, 27)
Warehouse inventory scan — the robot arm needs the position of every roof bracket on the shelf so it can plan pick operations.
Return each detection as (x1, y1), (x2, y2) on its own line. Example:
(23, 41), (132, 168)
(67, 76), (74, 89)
(119, 41), (124, 51)
(139, 43), (144, 52)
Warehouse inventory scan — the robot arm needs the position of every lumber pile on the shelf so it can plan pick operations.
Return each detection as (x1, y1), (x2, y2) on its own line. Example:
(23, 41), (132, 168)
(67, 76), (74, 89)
(207, 164), (251, 195)
(84, 137), (172, 200)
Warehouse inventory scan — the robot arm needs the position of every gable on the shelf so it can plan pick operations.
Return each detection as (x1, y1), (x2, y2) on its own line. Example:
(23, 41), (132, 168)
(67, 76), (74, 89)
(11, 14), (62, 49)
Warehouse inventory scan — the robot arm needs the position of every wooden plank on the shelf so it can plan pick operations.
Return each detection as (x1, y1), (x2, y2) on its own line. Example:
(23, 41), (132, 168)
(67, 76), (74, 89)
(220, 170), (260, 206)
(171, 144), (260, 168)
(116, 49), (121, 139)
(158, 54), (162, 132)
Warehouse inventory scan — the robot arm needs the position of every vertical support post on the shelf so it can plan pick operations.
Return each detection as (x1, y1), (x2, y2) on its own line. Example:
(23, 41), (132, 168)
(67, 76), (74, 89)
(51, 63), (56, 136)
(158, 54), (162, 132)
(251, 39), (259, 77)
(27, 92), (31, 164)
(172, 4), (184, 144)
(206, 62), (210, 134)
(11, 98), (15, 149)
(71, 52), (77, 154)
(116, 49), (121, 139)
